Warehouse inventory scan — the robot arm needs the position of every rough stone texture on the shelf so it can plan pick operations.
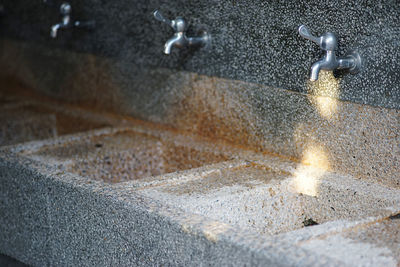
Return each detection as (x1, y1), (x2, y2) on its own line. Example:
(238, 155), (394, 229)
(0, 156), (52, 266)
(0, 73), (398, 189)
(29, 128), (234, 183)
(0, 0), (399, 108)
(0, 254), (27, 267)
(0, 99), (108, 146)
(1, 125), (400, 266)
(343, 218), (400, 263)
(0, 152), (320, 266)
(0, 1), (398, 264)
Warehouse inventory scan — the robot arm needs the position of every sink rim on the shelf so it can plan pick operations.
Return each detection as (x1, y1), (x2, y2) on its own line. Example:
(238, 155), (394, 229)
(6, 126), (251, 185)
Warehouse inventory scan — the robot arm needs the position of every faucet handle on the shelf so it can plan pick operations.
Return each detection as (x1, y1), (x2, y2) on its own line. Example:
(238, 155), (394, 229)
(298, 25), (321, 44)
(153, 10), (187, 32)
(153, 10), (174, 28)
(299, 25), (338, 51)
(60, 2), (71, 15)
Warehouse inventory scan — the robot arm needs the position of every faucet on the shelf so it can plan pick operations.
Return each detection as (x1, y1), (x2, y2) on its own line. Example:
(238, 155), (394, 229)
(298, 25), (361, 81)
(50, 2), (95, 39)
(153, 10), (210, 54)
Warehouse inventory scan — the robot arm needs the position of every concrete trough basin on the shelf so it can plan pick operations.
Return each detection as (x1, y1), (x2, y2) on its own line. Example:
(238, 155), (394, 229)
(2, 125), (400, 266)
(0, 103), (107, 146)
(141, 160), (400, 236)
(21, 128), (234, 183)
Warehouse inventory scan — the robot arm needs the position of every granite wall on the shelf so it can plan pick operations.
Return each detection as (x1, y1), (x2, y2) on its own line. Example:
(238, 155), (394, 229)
(0, 0), (399, 109)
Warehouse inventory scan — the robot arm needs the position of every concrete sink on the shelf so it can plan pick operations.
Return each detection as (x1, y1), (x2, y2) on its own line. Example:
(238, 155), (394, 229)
(140, 160), (399, 236)
(1, 124), (400, 266)
(0, 102), (107, 146)
(22, 127), (233, 183)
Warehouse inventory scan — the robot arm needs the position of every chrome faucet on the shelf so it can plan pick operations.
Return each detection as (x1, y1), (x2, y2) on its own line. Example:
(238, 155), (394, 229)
(153, 10), (210, 54)
(50, 2), (95, 39)
(298, 25), (361, 81)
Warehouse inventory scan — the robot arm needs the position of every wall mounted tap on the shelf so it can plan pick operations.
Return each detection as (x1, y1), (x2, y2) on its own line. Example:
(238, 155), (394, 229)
(50, 2), (95, 39)
(298, 25), (361, 81)
(153, 10), (210, 55)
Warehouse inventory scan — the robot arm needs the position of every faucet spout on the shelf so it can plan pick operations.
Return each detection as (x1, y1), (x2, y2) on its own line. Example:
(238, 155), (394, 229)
(310, 60), (323, 82)
(50, 2), (71, 38)
(50, 23), (61, 38)
(50, 2), (94, 39)
(154, 10), (210, 55)
(163, 33), (186, 54)
(310, 51), (338, 81)
(299, 25), (361, 81)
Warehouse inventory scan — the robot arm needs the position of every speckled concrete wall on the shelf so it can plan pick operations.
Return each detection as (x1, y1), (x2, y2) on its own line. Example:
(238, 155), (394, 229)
(0, 0), (399, 109)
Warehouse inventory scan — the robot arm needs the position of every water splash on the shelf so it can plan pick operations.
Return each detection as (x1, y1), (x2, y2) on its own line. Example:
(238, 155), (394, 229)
(307, 70), (340, 120)
(292, 144), (331, 197)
